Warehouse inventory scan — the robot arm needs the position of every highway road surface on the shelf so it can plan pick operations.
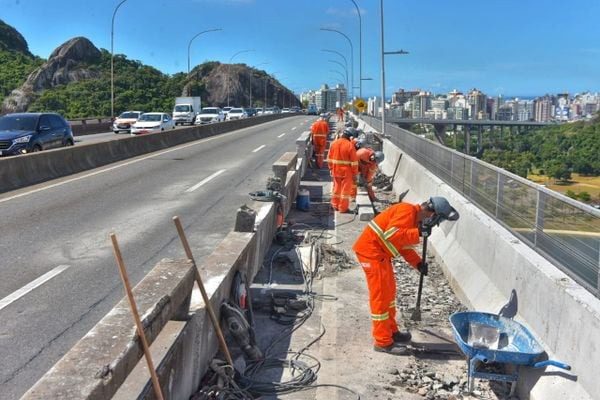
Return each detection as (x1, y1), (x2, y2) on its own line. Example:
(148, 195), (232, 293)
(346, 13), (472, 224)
(0, 115), (313, 399)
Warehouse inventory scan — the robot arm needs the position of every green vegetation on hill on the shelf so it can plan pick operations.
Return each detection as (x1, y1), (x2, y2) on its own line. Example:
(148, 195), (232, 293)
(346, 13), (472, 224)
(0, 50), (43, 104)
(27, 50), (187, 118)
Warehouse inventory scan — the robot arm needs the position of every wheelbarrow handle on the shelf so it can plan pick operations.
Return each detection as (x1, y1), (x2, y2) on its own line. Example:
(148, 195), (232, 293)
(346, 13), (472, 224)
(532, 360), (571, 370)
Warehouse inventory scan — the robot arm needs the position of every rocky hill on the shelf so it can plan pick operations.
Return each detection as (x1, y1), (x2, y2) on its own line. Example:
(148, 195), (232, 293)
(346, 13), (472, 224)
(0, 21), (299, 117)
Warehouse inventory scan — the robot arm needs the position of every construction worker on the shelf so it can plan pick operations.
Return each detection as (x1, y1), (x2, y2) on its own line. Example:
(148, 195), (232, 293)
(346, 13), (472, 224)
(328, 128), (359, 212)
(352, 196), (458, 355)
(337, 107), (345, 122)
(310, 114), (329, 168)
(357, 148), (385, 201)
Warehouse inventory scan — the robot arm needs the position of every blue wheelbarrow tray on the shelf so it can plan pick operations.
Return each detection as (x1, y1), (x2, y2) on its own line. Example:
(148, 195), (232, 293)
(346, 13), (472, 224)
(450, 311), (571, 394)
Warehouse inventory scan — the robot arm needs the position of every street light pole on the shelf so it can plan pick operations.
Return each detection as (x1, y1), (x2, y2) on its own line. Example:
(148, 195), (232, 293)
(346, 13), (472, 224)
(227, 49), (254, 107)
(320, 28), (354, 100)
(349, 0), (362, 99)
(187, 28), (222, 75)
(328, 59), (348, 91)
(111, 0), (128, 120)
(380, 0), (408, 136)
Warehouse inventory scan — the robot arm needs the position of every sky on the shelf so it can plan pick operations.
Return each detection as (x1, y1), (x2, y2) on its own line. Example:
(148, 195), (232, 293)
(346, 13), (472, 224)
(2, 0), (599, 99)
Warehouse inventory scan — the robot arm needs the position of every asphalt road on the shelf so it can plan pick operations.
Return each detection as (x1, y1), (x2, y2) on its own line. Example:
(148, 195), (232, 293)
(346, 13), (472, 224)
(0, 115), (313, 399)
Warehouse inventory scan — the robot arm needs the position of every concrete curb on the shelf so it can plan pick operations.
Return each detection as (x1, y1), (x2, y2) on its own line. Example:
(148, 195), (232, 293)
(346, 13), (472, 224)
(0, 115), (291, 194)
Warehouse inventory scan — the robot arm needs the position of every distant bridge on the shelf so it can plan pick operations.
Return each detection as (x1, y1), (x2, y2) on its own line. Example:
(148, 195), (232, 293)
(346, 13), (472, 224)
(386, 116), (557, 155)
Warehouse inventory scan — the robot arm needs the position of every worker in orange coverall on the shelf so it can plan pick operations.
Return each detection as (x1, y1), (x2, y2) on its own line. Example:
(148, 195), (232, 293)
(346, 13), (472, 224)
(327, 128), (359, 212)
(310, 114), (329, 168)
(337, 107), (345, 122)
(352, 196), (458, 355)
(357, 147), (385, 201)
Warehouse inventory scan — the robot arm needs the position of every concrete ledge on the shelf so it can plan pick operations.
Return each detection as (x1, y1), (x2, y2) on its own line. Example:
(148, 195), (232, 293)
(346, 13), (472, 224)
(272, 152), (298, 186)
(21, 259), (195, 400)
(368, 116), (598, 400)
(0, 114), (292, 194)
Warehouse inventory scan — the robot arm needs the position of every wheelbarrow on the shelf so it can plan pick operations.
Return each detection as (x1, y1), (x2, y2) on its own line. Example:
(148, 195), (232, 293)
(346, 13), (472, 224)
(450, 311), (571, 395)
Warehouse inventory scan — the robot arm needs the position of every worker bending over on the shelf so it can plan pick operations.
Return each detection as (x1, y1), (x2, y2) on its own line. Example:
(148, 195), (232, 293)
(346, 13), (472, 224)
(357, 147), (385, 201)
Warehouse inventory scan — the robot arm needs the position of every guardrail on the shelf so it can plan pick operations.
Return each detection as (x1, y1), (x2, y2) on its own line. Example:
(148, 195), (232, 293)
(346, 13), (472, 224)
(362, 115), (600, 297)
(0, 114), (292, 194)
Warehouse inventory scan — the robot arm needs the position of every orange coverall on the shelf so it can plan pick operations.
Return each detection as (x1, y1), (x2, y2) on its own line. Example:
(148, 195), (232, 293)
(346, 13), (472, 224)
(357, 147), (379, 201)
(327, 136), (358, 212)
(310, 119), (329, 168)
(337, 108), (345, 122)
(352, 202), (423, 347)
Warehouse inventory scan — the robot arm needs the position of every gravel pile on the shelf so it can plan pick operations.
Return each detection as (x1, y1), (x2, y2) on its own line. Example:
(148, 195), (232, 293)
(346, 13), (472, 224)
(389, 255), (515, 399)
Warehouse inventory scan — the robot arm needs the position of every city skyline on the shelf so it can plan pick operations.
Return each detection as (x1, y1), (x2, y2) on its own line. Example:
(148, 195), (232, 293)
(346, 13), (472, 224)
(1, 0), (599, 97)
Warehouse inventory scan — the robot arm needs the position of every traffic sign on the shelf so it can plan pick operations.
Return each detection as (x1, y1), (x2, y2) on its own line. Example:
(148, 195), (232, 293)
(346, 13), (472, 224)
(353, 98), (367, 112)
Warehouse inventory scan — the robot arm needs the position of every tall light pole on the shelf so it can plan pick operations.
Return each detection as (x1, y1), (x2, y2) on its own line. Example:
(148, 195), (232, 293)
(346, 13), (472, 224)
(111, 0), (129, 120)
(380, 0), (408, 136)
(250, 61), (269, 108)
(328, 59), (348, 91)
(187, 28), (222, 75)
(227, 49), (254, 107)
(320, 28), (354, 100)
(349, 0), (362, 99)
(322, 49), (348, 81)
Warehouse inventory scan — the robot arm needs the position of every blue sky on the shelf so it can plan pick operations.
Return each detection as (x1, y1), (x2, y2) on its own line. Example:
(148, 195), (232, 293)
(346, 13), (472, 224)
(2, 0), (599, 98)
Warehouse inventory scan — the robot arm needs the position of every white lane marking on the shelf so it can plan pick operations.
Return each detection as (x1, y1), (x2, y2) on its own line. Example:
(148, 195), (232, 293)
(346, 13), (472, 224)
(291, 126), (297, 130)
(0, 265), (70, 311)
(278, 133), (286, 138)
(185, 169), (226, 193)
(252, 145), (266, 153)
(0, 121), (284, 204)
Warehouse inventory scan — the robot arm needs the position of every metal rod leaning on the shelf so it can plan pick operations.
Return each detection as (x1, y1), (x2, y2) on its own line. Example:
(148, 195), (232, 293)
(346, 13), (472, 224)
(172, 216), (234, 367)
(410, 232), (428, 321)
(110, 233), (165, 400)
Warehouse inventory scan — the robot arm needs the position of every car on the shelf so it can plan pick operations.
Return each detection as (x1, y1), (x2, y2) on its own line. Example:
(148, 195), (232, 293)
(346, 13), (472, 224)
(130, 113), (175, 135)
(0, 112), (74, 156)
(263, 107), (275, 115)
(282, 108), (290, 113)
(227, 108), (248, 120)
(222, 106), (234, 119)
(195, 107), (225, 124)
(245, 108), (257, 117)
(113, 111), (144, 133)
(256, 108), (265, 116)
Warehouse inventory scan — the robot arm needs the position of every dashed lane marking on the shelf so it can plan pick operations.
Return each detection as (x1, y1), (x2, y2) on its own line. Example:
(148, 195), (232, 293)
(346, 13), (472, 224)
(252, 145), (266, 153)
(278, 133), (286, 138)
(291, 127), (297, 130)
(185, 169), (226, 193)
(0, 265), (70, 312)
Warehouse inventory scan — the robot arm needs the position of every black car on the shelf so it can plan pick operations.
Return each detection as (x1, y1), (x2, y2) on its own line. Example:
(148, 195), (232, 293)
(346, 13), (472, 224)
(0, 113), (74, 156)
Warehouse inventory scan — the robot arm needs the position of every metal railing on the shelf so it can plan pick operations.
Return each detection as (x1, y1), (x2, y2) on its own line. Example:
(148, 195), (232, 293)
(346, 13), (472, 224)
(362, 115), (600, 297)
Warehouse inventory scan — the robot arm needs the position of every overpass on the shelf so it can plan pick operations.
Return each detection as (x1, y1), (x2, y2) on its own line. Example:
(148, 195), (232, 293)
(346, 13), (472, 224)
(385, 116), (557, 155)
(1, 114), (598, 399)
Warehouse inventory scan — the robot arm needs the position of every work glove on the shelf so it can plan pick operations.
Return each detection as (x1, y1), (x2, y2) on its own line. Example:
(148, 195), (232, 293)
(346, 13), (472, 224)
(416, 261), (428, 276)
(418, 221), (432, 237)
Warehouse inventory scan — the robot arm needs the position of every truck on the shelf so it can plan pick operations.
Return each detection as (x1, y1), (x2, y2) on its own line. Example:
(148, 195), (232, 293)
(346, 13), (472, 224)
(307, 103), (318, 115)
(173, 97), (201, 125)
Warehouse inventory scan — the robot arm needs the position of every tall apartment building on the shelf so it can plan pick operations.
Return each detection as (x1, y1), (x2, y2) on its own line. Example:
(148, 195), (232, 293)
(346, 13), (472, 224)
(392, 88), (420, 107)
(467, 88), (487, 119)
(534, 97), (553, 122)
(411, 91), (431, 118)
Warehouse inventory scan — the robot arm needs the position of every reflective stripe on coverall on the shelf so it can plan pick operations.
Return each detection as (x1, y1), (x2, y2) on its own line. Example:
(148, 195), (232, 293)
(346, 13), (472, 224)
(352, 202), (423, 347)
(327, 137), (358, 212)
(310, 120), (329, 168)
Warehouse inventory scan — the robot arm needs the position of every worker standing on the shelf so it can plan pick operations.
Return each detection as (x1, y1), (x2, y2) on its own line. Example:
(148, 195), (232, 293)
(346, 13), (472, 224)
(357, 147), (385, 201)
(352, 197), (458, 355)
(337, 107), (345, 122)
(310, 114), (329, 168)
(328, 128), (359, 212)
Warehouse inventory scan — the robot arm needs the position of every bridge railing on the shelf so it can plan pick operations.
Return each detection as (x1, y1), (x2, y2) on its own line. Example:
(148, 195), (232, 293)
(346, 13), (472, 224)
(362, 115), (600, 297)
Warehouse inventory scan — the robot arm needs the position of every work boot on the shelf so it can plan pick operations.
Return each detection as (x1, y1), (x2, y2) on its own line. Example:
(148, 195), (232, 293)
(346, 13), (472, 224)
(373, 343), (409, 355)
(392, 331), (412, 343)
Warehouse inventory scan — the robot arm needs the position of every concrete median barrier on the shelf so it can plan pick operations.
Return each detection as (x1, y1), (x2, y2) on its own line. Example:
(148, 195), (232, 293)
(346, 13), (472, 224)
(0, 114), (291, 194)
